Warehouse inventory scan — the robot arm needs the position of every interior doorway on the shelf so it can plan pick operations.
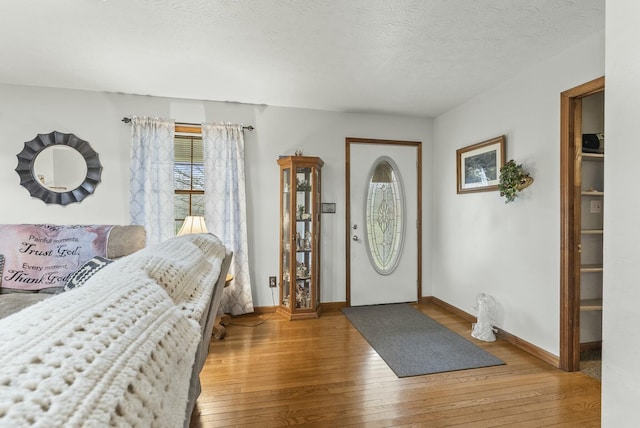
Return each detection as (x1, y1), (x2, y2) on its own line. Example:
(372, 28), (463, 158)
(559, 76), (605, 372)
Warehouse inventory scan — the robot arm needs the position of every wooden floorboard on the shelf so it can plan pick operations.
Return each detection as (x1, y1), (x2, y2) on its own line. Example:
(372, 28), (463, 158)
(190, 302), (600, 427)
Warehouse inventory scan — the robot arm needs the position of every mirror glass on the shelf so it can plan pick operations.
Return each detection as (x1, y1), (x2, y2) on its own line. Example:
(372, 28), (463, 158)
(33, 146), (87, 192)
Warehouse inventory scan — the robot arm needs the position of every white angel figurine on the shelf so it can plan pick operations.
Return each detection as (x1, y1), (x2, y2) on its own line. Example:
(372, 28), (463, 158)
(471, 293), (497, 342)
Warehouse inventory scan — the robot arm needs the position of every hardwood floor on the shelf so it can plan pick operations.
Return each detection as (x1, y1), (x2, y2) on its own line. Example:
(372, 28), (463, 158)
(190, 302), (601, 427)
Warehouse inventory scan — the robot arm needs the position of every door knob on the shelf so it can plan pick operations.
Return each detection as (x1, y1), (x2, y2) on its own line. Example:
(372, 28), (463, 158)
(352, 224), (358, 230)
(352, 235), (359, 241)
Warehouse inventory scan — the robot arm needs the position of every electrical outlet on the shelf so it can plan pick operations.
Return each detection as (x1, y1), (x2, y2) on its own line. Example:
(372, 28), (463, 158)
(269, 276), (277, 288)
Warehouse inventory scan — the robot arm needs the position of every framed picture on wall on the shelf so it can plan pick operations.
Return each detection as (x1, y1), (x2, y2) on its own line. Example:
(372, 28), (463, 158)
(456, 135), (505, 194)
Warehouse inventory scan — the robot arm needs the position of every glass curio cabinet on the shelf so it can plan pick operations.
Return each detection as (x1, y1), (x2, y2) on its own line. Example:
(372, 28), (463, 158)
(277, 156), (323, 320)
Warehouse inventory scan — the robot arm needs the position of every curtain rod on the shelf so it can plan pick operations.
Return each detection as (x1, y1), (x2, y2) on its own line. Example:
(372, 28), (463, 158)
(121, 117), (254, 131)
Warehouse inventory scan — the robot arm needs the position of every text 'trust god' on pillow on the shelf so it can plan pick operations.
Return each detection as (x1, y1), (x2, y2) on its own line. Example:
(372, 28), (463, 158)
(63, 256), (113, 292)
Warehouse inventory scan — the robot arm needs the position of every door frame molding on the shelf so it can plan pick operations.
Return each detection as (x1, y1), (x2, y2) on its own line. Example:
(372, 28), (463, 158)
(559, 76), (604, 371)
(345, 138), (422, 307)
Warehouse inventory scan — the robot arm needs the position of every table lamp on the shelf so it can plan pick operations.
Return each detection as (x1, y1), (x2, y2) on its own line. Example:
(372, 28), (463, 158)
(177, 216), (208, 236)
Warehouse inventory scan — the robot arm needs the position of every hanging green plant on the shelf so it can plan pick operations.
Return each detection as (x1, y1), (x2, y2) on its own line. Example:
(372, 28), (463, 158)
(498, 159), (534, 203)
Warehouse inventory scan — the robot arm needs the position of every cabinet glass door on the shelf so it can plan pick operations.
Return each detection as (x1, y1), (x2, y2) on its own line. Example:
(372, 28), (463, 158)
(281, 167), (291, 308)
(295, 167), (312, 309)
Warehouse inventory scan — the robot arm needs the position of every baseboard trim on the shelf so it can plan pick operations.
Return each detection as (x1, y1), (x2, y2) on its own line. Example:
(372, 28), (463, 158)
(251, 306), (277, 314)
(425, 296), (560, 368)
(421, 296), (475, 322)
(321, 301), (347, 312)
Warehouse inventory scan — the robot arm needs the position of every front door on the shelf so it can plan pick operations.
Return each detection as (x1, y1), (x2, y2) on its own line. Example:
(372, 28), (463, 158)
(346, 138), (421, 306)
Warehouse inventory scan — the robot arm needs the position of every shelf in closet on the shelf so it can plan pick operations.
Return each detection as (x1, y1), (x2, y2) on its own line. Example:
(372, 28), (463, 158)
(581, 190), (604, 196)
(582, 152), (604, 161)
(580, 298), (603, 311)
(581, 229), (603, 235)
(580, 264), (603, 273)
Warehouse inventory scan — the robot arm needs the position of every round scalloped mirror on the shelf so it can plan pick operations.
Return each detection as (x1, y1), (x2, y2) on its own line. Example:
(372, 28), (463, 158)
(15, 131), (102, 205)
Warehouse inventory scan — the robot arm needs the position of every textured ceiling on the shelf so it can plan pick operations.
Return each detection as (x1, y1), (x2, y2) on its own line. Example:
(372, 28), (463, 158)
(0, 0), (604, 117)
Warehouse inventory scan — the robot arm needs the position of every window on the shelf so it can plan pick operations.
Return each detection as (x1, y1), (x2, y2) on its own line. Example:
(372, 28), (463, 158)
(174, 126), (204, 234)
(365, 157), (405, 275)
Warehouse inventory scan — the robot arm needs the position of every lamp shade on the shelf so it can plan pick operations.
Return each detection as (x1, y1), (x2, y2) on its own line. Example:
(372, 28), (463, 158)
(177, 216), (208, 236)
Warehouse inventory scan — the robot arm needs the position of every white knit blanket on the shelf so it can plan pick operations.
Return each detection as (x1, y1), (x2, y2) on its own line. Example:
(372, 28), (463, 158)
(0, 233), (226, 427)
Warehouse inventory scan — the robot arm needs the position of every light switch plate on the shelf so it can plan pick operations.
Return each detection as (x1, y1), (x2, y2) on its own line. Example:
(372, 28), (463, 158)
(590, 199), (602, 214)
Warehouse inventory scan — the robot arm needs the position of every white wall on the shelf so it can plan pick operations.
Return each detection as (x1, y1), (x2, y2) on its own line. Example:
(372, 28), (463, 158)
(0, 83), (433, 308)
(602, 1), (640, 425)
(432, 32), (605, 356)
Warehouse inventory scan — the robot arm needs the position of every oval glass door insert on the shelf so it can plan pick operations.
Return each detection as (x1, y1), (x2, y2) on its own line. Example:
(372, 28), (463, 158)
(365, 156), (405, 275)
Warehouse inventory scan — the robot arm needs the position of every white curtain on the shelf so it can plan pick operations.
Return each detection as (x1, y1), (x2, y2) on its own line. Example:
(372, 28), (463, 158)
(129, 116), (175, 245)
(202, 123), (254, 315)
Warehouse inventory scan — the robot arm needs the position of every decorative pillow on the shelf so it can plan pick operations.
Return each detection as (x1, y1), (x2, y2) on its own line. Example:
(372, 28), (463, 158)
(0, 225), (113, 292)
(63, 256), (113, 292)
